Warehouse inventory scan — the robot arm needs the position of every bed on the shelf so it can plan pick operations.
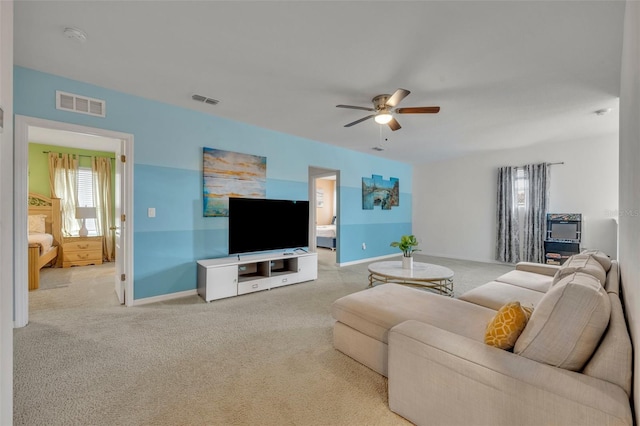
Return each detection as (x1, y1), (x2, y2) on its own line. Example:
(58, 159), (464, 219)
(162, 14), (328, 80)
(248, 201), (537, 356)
(28, 193), (62, 290)
(316, 224), (336, 250)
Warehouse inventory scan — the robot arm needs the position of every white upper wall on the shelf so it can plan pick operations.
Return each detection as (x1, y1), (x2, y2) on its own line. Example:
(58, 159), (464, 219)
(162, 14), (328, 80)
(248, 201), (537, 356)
(618, 0), (640, 417)
(413, 133), (618, 263)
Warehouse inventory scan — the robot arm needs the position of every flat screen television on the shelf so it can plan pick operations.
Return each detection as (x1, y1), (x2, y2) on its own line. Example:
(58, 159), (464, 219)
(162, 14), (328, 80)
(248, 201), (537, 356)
(228, 197), (310, 254)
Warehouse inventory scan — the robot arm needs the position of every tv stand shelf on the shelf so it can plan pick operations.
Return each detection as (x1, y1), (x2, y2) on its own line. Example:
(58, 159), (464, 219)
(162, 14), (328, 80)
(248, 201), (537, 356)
(544, 240), (580, 265)
(197, 251), (318, 302)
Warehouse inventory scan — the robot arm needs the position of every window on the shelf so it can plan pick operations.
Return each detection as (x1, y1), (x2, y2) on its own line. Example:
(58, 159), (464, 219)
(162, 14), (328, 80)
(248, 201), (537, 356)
(515, 168), (527, 207)
(77, 166), (97, 235)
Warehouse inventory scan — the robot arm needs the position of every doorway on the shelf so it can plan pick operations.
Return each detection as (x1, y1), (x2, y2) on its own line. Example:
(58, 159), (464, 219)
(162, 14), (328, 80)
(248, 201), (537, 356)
(14, 116), (134, 327)
(309, 167), (340, 266)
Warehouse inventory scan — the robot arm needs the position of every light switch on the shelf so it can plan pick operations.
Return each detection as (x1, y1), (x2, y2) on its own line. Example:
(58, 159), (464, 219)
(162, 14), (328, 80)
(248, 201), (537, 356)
(148, 208), (156, 218)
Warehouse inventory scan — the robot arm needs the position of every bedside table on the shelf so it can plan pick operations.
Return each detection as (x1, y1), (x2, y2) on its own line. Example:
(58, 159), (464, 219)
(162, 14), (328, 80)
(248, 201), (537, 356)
(62, 236), (103, 268)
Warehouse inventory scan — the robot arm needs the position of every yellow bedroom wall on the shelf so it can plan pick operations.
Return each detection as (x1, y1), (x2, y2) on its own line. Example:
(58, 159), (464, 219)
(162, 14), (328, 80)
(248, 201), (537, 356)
(316, 178), (335, 225)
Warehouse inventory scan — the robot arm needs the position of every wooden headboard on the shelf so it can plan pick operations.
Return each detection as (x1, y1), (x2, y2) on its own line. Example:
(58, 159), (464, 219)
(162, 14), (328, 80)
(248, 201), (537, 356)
(28, 192), (62, 246)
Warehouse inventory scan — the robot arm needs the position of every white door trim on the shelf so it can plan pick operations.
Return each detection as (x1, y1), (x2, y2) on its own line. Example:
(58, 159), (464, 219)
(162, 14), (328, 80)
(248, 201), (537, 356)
(14, 115), (135, 327)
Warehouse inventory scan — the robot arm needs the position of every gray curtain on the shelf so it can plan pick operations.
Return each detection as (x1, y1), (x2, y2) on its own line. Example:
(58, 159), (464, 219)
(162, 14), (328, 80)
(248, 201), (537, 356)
(523, 163), (549, 263)
(496, 166), (520, 263)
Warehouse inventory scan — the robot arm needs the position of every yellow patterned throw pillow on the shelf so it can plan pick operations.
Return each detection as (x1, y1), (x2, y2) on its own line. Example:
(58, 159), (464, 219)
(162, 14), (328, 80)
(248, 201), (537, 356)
(485, 301), (533, 350)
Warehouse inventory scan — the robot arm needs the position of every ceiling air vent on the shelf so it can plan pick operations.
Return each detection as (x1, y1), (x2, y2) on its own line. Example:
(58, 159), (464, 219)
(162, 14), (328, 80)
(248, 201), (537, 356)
(56, 91), (106, 118)
(192, 94), (219, 105)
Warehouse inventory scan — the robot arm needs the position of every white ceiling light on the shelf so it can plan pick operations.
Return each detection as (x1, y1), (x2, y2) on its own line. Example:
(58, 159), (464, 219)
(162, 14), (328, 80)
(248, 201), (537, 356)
(63, 27), (87, 42)
(374, 113), (393, 124)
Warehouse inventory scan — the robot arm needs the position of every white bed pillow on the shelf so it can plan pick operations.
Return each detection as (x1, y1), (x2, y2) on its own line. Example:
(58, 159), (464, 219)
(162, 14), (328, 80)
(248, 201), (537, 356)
(28, 214), (46, 234)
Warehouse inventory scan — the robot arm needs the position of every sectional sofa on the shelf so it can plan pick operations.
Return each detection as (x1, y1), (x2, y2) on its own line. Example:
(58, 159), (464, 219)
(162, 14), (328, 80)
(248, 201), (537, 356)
(331, 252), (633, 425)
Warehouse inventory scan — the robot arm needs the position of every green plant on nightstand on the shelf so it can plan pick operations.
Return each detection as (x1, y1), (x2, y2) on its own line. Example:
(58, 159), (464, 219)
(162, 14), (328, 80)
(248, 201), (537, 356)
(390, 234), (421, 258)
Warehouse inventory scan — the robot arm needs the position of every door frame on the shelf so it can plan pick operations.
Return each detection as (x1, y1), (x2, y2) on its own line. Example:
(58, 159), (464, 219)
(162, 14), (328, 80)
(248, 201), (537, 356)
(308, 166), (340, 262)
(14, 115), (135, 327)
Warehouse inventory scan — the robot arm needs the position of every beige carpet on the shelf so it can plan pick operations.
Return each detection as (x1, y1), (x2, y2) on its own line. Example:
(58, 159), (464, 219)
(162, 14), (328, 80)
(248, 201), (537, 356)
(14, 251), (513, 425)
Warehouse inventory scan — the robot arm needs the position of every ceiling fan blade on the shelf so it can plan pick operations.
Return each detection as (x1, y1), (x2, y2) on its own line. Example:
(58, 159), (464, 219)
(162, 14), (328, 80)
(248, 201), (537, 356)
(395, 106), (441, 114)
(344, 115), (375, 127)
(336, 104), (375, 112)
(387, 117), (401, 131)
(385, 89), (411, 107)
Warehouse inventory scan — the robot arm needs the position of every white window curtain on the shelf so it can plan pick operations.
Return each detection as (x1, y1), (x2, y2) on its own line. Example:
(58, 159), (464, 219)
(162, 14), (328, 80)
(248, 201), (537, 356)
(48, 152), (79, 237)
(92, 156), (114, 261)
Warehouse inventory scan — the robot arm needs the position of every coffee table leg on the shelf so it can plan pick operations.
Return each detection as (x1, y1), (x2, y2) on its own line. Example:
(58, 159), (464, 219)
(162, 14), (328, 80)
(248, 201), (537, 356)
(368, 273), (387, 288)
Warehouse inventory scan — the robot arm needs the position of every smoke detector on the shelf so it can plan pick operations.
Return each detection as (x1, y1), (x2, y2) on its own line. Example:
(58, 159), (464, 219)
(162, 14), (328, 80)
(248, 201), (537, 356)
(63, 27), (87, 42)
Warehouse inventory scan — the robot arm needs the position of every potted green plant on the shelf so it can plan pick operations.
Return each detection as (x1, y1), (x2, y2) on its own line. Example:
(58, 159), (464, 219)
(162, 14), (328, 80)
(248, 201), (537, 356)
(390, 234), (420, 269)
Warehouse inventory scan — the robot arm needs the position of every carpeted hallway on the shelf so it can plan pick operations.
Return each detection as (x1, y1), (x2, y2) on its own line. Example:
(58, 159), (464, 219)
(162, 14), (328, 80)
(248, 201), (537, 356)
(14, 251), (512, 425)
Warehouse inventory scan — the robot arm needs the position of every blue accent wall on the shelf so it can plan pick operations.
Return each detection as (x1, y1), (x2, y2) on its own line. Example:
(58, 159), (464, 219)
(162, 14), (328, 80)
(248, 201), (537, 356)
(15, 66), (413, 299)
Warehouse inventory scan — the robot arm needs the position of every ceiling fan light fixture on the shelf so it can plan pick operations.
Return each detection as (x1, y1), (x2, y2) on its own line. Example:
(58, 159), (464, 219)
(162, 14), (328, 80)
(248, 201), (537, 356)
(337, 88), (440, 130)
(374, 113), (393, 124)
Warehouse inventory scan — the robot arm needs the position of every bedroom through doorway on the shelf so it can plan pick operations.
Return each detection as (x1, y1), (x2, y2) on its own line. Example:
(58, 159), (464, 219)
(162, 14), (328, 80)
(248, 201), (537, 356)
(309, 167), (339, 266)
(15, 115), (135, 327)
(27, 126), (120, 310)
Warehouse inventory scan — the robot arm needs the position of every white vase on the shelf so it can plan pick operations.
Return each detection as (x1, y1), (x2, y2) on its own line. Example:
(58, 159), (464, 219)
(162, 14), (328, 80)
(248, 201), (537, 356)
(402, 256), (413, 270)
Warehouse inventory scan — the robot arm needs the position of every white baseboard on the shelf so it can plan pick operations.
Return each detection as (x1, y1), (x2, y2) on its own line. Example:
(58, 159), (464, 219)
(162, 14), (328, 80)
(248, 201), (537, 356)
(337, 253), (400, 267)
(132, 289), (198, 306)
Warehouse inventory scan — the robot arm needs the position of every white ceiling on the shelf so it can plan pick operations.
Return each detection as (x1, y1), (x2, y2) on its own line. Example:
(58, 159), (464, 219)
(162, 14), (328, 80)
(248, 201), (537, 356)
(14, 1), (625, 165)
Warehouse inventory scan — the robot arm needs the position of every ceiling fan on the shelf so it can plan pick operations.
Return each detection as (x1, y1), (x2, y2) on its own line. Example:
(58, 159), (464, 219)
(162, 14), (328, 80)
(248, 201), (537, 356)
(336, 88), (440, 131)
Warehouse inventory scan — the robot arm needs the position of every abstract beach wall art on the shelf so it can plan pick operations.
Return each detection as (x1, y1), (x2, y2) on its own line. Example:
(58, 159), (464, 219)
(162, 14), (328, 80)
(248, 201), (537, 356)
(362, 174), (399, 210)
(203, 148), (267, 217)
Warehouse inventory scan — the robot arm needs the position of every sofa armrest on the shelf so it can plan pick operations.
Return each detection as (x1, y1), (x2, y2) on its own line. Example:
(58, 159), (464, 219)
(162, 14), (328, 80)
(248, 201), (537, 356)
(515, 261), (560, 276)
(388, 320), (632, 426)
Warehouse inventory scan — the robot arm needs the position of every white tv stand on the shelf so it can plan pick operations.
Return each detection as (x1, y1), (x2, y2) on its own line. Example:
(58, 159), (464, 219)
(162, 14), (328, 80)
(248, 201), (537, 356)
(197, 251), (318, 302)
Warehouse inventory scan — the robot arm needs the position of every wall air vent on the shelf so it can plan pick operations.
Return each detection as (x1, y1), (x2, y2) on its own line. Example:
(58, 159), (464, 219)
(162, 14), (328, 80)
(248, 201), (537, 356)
(56, 91), (106, 117)
(192, 94), (219, 105)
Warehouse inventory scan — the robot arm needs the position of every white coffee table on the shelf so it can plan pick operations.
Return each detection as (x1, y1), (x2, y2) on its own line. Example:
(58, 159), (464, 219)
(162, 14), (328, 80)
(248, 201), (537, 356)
(368, 260), (454, 296)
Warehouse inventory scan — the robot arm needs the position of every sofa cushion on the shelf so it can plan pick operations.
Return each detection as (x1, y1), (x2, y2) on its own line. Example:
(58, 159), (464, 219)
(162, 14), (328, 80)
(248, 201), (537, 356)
(515, 261), (560, 277)
(604, 261), (620, 295)
(581, 249), (612, 272)
(495, 270), (552, 293)
(582, 292), (633, 396)
(458, 281), (544, 311)
(514, 272), (610, 371)
(485, 301), (533, 350)
(332, 284), (496, 344)
(552, 254), (606, 286)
